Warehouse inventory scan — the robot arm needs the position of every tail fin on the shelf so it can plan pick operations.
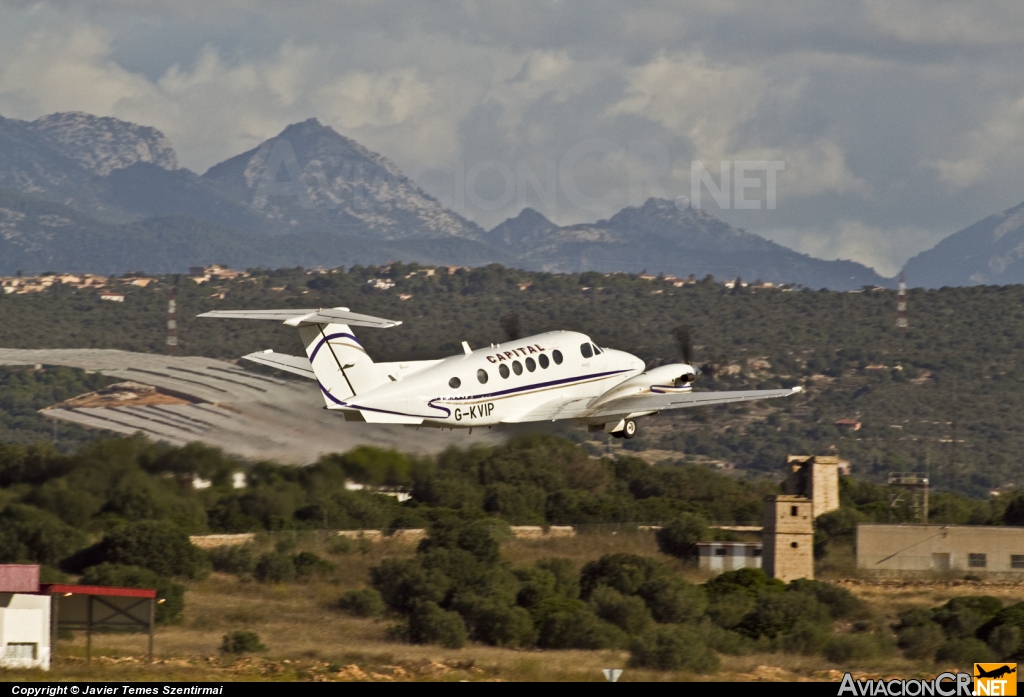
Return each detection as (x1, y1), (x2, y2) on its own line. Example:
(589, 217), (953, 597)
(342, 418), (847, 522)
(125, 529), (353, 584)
(298, 322), (383, 404)
(198, 307), (400, 407)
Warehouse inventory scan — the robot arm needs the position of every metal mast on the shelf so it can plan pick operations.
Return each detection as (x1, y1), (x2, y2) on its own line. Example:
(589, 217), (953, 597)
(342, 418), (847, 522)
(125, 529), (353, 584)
(166, 288), (178, 353)
(896, 272), (908, 332)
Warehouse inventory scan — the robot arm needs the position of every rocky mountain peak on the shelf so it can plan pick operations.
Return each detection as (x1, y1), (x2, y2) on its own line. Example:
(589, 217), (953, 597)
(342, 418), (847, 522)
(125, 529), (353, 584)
(486, 207), (559, 246)
(26, 112), (178, 176)
(202, 119), (482, 240)
(903, 198), (1024, 287)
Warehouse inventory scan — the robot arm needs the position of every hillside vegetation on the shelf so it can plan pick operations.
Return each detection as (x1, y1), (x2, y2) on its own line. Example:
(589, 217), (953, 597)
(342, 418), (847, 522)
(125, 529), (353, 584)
(0, 264), (1022, 494)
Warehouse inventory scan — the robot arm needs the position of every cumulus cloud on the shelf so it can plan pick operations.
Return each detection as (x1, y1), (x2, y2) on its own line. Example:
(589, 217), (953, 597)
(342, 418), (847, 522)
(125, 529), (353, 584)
(609, 52), (867, 201)
(0, 25), (166, 118)
(926, 91), (1024, 192)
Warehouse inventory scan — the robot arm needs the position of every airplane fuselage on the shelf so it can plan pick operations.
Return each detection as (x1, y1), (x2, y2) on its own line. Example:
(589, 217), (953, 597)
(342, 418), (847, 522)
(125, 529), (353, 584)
(325, 330), (646, 427)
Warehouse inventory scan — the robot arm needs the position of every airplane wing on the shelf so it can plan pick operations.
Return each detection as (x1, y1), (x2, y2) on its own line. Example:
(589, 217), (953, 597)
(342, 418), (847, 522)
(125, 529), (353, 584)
(240, 350), (315, 379)
(198, 308), (401, 328)
(501, 396), (595, 423)
(583, 387), (803, 420)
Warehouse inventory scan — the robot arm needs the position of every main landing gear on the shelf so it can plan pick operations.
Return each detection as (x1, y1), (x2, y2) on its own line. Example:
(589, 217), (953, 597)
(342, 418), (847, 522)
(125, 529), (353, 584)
(611, 419), (637, 439)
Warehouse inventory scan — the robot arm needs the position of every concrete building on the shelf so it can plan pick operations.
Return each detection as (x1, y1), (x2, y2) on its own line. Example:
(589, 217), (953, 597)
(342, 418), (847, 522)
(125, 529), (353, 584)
(697, 542), (762, 572)
(857, 524), (1024, 576)
(762, 495), (815, 582)
(785, 454), (840, 518)
(0, 565), (50, 670)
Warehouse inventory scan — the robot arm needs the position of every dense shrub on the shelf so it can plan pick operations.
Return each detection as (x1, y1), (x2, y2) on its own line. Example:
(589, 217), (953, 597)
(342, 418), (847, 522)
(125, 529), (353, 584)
(629, 625), (720, 673)
(407, 601), (467, 648)
(221, 630), (265, 653)
(588, 585), (654, 635)
(208, 545), (256, 574)
(654, 514), (708, 561)
(637, 576), (708, 624)
(536, 557), (579, 599)
(737, 592), (832, 641)
(68, 520), (206, 578)
(896, 621), (946, 660)
(787, 579), (861, 619)
(980, 602), (1024, 650)
(935, 637), (996, 664)
(417, 514), (504, 564)
(812, 508), (866, 558)
(338, 588), (385, 618)
(534, 598), (626, 649)
(707, 591), (757, 629)
(79, 563), (184, 624)
(254, 552), (296, 583)
(370, 558), (449, 614)
(0, 504), (88, 566)
(933, 596), (1003, 639)
(986, 624), (1022, 659)
(453, 595), (536, 647)
(705, 568), (784, 599)
(579, 554), (667, 599)
(1002, 495), (1024, 526)
(292, 551), (334, 579)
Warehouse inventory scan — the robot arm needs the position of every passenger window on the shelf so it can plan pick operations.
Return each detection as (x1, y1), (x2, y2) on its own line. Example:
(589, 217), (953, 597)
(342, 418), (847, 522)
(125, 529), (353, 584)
(512, 360), (523, 375)
(552, 350), (563, 365)
(477, 369), (488, 384)
(499, 364), (510, 379)
(538, 353), (550, 369)
(592, 344), (602, 354)
(580, 343), (593, 358)
(525, 357), (536, 372)
(448, 377), (461, 389)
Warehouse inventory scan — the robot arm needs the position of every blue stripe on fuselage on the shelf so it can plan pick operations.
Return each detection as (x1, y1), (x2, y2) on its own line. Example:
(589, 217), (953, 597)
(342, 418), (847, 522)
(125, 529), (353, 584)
(319, 368), (631, 420)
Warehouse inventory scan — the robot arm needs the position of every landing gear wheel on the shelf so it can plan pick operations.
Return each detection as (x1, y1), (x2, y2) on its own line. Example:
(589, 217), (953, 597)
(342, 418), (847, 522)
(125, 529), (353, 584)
(622, 419), (637, 439)
(611, 430), (624, 439)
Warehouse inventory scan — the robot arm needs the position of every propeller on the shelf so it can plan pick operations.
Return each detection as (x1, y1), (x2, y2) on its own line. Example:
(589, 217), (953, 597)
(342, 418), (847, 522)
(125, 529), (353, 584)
(672, 325), (698, 384)
(673, 325), (692, 365)
(500, 313), (522, 342)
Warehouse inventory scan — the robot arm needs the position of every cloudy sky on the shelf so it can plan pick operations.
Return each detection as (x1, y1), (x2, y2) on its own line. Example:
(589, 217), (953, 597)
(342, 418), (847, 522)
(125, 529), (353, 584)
(3, 1), (1024, 276)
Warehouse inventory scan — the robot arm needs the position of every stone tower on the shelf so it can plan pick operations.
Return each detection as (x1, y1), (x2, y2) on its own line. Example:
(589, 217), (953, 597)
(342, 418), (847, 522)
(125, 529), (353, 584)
(762, 495), (814, 582)
(785, 455), (840, 518)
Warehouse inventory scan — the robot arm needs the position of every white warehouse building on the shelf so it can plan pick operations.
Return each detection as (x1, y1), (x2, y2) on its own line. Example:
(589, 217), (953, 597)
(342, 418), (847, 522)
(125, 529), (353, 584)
(0, 565), (50, 670)
(697, 542), (763, 572)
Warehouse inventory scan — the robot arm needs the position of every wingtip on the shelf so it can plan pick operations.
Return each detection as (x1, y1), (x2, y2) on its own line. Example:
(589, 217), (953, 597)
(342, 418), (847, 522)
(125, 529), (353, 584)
(791, 386), (804, 393)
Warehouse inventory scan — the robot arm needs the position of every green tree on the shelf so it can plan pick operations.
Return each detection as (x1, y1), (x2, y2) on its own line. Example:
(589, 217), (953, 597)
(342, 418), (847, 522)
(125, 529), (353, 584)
(79, 563), (184, 624)
(655, 514), (709, 561)
(68, 520), (206, 578)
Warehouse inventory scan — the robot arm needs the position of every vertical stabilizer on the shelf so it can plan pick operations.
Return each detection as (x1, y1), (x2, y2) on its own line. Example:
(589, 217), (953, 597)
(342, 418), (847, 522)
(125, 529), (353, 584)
(298, 323), (384, 406)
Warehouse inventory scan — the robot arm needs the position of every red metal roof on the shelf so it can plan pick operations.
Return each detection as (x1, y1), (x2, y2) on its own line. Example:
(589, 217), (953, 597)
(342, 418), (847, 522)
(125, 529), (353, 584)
(40, 584), (157, 599)
(0, 564), (40, 593)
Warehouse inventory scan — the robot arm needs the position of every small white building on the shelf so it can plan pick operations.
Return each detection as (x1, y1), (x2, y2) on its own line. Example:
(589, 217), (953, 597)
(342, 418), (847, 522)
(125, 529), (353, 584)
(697, 542), (763, 573)
(0, 565), (50, 670)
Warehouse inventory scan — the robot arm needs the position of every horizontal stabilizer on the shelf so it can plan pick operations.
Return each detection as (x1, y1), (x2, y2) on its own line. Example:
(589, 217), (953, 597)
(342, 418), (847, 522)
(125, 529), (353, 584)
(198, 307), (401, 328)
(241, 350), (315, 379)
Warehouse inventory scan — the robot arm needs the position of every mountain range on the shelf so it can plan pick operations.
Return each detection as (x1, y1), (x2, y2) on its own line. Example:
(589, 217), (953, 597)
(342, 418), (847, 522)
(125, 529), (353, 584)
(0, 110), (1021, 288)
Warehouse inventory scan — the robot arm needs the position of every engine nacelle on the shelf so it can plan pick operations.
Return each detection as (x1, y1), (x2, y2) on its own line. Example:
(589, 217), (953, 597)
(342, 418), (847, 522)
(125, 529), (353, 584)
(589, 363), (699, 410)
(635, 363), (699, 388)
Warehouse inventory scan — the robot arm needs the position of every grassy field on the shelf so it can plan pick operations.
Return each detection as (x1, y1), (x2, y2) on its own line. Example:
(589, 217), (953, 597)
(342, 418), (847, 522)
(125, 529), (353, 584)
(6, 531), (1022, 683)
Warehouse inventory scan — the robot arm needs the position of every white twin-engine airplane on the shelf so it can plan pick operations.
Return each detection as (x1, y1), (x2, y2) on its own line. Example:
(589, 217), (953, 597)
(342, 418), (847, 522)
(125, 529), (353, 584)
(199, 307), (802, 438)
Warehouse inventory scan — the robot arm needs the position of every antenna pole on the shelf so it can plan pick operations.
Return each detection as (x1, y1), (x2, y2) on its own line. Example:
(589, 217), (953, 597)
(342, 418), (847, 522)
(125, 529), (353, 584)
(166, 288), (178, 353)
(896, 272), (908, 334)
